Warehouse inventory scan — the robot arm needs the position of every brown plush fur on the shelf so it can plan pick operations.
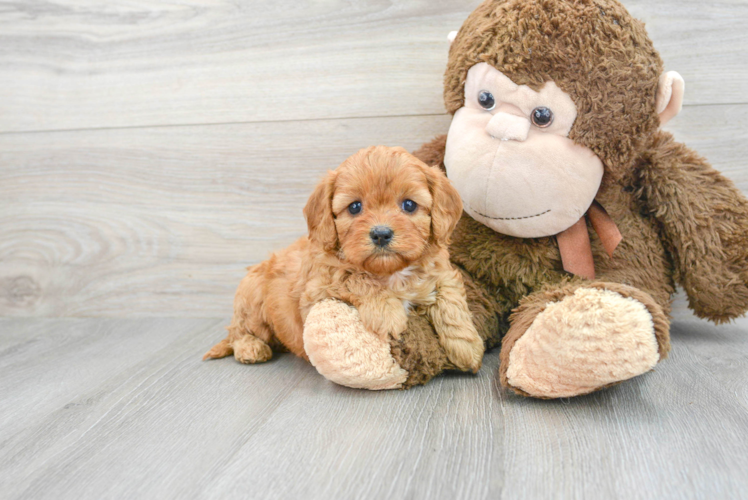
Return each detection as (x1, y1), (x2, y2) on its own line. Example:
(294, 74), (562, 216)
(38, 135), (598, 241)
(444, 0), (662, 180)
(388, 0), (748, 391)
(204, 146), (484, 373)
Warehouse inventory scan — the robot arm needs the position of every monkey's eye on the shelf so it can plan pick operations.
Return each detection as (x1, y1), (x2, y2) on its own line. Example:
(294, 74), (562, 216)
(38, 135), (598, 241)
(531, 107), (554, 128)
(348, 201), (362, 215)
(478, 90), (496, 110)
(401, 199), (418, 213)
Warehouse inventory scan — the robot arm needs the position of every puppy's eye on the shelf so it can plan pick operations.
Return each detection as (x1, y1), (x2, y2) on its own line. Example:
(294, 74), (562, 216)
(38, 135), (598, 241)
(348, 201), (362, 215)
(531, 107), (554, 127)
(478, 90), (496, 110)
(401, 199), (418, 213)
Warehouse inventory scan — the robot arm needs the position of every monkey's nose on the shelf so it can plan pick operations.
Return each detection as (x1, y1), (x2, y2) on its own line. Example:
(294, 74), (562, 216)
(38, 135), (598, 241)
(370, 226), (394, 247)
(486, 112), (530, 142)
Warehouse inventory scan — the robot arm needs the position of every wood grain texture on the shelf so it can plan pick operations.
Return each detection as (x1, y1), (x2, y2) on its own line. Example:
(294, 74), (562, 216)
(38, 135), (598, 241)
(0, 315), (746, 499)
(0, 0), (747, 133)
(501, 318), (748, 500)
(0, 115), (451, 317)
(1, 2), (747, 499)
(1, 104), (745, 318)
(664, 104), (748, 189)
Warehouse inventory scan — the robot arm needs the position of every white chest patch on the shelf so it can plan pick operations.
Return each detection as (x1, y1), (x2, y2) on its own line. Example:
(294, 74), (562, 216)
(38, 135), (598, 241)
(387, 266), (416, 288)
(386, 265), (438, 312)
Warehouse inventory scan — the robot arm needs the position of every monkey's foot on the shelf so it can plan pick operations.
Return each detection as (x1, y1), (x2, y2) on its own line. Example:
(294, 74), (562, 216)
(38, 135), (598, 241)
(500, 284), (669, 399)
(303, 299), (409, 390)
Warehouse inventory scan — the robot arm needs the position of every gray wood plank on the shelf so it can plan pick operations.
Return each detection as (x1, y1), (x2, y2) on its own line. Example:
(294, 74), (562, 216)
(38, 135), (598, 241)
(0, 114), (454, 318)
(0, 0), (746, 133)
(0, 317), (502, 500)
(198, 363), (502, 500)
(0, 0), (477, 133)
(628, 0), (748, 107)
(664, 103), (748, 190)
(1, 104), (745, 318)
(0, 316), (746, 499)
(0, 317), (308, 499)
(500, 317), (748, 500)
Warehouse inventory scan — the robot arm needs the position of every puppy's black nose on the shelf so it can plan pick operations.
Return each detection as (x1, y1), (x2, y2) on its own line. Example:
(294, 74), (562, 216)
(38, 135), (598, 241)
(370, 226), (394, 247)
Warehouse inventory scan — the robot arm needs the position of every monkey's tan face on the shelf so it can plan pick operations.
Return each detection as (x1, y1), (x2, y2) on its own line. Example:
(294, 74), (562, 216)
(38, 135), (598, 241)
(444, 63), (604, 238)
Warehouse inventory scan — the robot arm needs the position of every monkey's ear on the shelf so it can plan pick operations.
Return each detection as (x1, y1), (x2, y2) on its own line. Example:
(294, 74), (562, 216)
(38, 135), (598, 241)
(303, 171), (338, 252)
(447, 31), (458, 44)
(656, 71), (685, 126)
(420, 164), (463, 246)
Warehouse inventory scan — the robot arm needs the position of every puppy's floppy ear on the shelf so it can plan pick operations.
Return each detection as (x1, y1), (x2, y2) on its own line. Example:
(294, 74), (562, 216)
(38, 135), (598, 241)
(304, 171), (338, 251)
(419, 162), (463, 245)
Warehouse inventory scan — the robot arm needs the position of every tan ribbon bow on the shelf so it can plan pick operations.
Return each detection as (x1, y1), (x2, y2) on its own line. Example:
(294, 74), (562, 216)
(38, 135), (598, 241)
(555, 201), (622, 280)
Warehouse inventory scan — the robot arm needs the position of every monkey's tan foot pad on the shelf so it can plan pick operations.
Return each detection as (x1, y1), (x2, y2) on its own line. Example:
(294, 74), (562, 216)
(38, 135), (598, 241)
(304, 299), (409, 390)
(501, 287), (660, 399)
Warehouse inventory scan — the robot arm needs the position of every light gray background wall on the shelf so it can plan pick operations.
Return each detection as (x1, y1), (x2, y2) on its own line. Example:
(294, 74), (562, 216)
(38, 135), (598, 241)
(2, 0), (746, 318)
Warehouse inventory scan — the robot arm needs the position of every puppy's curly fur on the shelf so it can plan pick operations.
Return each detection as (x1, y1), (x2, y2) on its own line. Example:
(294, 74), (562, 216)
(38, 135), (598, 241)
(203, 146), (484, 373)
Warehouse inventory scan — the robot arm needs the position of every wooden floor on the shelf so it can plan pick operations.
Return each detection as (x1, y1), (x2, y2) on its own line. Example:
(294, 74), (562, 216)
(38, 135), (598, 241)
(2, 0), (748, 498)
(1, 313), (747, 499)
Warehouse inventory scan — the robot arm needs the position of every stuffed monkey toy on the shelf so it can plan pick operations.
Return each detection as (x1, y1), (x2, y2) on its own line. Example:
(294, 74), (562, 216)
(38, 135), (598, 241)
(302, 0), (748, 398)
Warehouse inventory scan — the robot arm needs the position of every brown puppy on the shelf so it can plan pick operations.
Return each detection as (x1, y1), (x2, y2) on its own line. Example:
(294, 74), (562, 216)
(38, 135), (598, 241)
(203, 146), (484, 373)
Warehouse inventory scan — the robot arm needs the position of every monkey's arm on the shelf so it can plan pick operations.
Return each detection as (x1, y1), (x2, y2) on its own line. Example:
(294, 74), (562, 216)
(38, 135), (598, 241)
(637, 131), (748, 322)
(352, 291), (409, 340)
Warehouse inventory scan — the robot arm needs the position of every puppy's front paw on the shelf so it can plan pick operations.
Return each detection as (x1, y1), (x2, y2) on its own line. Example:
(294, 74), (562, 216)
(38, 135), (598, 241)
(386, 309), (410, 339)
(359, 302), (409, 339)
(440, 332), (484, 373)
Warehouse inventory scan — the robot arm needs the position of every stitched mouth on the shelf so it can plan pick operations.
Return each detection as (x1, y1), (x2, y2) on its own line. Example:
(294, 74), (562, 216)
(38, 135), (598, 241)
(466, 203), (551, 221)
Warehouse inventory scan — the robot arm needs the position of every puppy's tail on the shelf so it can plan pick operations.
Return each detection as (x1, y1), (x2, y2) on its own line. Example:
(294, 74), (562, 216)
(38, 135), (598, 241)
(202, 338), (233, 361)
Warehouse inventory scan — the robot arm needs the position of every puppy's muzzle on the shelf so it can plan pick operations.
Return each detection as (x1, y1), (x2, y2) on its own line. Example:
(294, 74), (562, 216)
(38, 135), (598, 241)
(370, 226), (394, 247)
